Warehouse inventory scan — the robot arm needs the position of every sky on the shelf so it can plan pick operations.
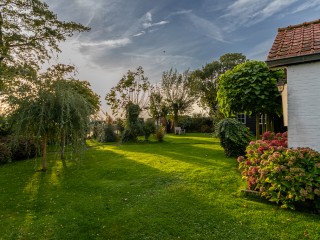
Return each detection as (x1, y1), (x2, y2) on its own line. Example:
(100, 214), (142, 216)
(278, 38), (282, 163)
(43, 0), (320, 113)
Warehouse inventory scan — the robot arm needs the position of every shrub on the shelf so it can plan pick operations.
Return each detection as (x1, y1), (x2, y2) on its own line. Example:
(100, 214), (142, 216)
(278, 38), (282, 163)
(121, 103), (143, 143)
(238, 131), (320, 209)
(155, 126), (165, 142)
(0, 142), (11, 164)
(0, 116), (10, 136)
(143, 119), (156, 141)
(11, 137), (37, 161)
(103, 124), (117, 142)
(216, 118), (251, 157)
(177, 114), (213, 133)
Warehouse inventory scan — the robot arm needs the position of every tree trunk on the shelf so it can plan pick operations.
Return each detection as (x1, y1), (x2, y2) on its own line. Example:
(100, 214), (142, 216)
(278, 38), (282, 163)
(255, 113), (260, 140)
(42, 134), (48, 171)
(60, 130), (66, 160)
(173, 111), (179, 129)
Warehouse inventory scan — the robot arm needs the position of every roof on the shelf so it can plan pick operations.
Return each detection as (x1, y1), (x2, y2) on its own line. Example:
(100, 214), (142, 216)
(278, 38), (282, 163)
(266, 19), (320, 68)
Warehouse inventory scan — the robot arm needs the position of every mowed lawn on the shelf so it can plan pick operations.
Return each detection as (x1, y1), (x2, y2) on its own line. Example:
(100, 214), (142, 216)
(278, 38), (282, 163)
(0, 134), (319, 239)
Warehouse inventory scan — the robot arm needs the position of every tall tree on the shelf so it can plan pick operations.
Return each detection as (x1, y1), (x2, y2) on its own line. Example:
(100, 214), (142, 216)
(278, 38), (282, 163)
(0, 0), (90, 90)
(10, 65), (100, 171)
(105, 66), (150, 117)
(161, 68), (196, 128)
(149, 84), (169, 126)
(217, 60), (284, 138)
(190, 53), (247, 118)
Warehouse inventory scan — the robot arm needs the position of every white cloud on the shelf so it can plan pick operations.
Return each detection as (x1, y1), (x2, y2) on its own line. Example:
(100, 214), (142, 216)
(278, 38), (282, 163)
(247, 38), (275, 60)
(291, 0), (320, 13)
(222, 0), (298, 31)
(80, 38), (131, 48)
(143, 20), (169, 29)
(187, 13), (224, 42)
(133, 31), (146, 37)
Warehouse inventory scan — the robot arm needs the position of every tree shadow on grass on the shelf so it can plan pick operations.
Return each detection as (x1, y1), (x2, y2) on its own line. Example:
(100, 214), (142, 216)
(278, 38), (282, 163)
(1, 144), (320, 239)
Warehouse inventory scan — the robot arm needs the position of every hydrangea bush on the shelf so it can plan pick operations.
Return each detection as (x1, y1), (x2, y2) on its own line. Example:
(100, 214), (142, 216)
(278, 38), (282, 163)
(238, 131), (320, 209)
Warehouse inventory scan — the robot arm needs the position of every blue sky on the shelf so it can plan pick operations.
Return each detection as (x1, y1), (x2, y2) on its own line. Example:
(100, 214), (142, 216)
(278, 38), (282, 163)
(44, 0), (320, 111)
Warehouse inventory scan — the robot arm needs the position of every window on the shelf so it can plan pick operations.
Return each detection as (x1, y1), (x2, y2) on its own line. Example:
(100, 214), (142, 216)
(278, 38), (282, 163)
(259, 113), (267, 125)
(237, 113), (246, 124)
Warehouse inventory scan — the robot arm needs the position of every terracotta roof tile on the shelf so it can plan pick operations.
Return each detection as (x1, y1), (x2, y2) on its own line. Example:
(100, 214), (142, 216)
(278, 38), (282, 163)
(267, 19), (320, 61)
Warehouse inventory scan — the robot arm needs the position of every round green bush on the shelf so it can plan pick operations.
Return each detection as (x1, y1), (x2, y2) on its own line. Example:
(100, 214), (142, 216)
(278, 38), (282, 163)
(216, 118), (251, 157)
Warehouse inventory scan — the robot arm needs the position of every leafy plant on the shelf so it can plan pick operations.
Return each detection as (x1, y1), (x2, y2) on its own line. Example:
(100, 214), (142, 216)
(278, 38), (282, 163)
(121, 103), (142, 143)
(0, 142), (11, 164)
(217, 61), (284, 138)
(143, 119), (156, 141)
(103, 124), (118, 143)
(11, 137), (37, 161)
(216, 118), (251, 157)
(155, 126), (166, 142)
(238, 131), (320, 209)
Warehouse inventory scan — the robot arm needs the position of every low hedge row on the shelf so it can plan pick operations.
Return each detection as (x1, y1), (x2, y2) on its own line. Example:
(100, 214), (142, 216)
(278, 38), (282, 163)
(0, 137), (37, 164)
(238, 131), (320, 209)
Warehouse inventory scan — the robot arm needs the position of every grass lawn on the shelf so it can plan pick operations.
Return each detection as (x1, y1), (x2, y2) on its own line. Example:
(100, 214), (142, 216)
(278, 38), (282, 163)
(0, 133), (319, 239)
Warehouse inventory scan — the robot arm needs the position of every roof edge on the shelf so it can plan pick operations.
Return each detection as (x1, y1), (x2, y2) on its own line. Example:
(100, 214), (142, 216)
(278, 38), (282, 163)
(278, 19), (320, 32)
(266, 53), (320, 68)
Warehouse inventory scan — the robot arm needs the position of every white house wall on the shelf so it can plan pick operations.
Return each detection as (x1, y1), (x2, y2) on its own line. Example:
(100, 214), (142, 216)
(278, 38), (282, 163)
(287, 61), (320, 152)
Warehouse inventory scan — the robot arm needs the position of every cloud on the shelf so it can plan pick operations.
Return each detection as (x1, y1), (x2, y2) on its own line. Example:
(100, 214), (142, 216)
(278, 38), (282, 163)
(186, 13), (224, 42)
(133, 31), (146, 37)
(141, 11), (169, 30)
(80, 38), (131, 48)
(291, 0), (320, 13)
(222, 0), (298, 31)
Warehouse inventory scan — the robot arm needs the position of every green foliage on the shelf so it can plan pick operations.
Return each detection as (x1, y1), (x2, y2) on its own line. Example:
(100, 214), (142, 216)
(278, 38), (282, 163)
(155, 126), (166, 142)
(238, 132), (320, 209)
(161, 68), (196, 127)
(9, 71), (100, 170)
(190, 53), (247, 116)
(121, 103), (142, 143)
(177, 114), (213, 133)
(106, 66), (150, 116)
(0, 0), (89, 89)
(0, 116), (10, 136)
(217, 61), (283, 117)
(143, 119), (156, 141)
(11, 137), (37, 161)
(115, 118), (125, 134)
(103, 124), (117, 143)
(0, 142), (11, 164)
(216, 118), (251, 157)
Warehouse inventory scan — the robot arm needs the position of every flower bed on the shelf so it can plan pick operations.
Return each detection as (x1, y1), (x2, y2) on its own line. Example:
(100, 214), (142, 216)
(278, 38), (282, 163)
(238, 131), (320, 209)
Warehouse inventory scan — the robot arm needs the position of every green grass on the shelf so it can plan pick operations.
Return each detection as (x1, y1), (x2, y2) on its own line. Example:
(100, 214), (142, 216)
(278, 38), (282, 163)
(0, 133), (319, 239)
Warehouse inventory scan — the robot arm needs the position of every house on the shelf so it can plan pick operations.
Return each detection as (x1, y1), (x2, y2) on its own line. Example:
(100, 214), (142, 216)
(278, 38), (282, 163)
(266, 20), (320, 152)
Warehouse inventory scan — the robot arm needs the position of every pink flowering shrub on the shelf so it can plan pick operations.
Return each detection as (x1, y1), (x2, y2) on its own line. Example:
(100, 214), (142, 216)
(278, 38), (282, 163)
(238, 131), (320, 209)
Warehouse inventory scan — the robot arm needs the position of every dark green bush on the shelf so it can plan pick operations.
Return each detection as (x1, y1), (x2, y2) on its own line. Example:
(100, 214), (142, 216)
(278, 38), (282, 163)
(103, 124), (117, 142)
(143, 119), (156, 141)
(216, 118), (250, 157)
(155, 126), (165, 142)
(11, 137), (37, 161)
(177, 114), (213, 133)
(0, 142), (11, 164)
(121, 103), (142, 143)
(0, 116), (10, 136)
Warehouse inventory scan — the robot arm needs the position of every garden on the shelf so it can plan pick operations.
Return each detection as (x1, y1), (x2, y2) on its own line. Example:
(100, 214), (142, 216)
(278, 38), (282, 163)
(1, 1), (320, 239)
(0, 134), (319, 239)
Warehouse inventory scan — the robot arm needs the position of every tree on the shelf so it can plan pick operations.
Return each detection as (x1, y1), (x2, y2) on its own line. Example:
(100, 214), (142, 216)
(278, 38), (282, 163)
(149, 84), (169, 127)
(190, 53), (247, 119)
(9, 66), (100, 171)
(217, 60), (284, 138)
(161, 68), (196, 128)
(0, 0), (89, 90)
(105, 66), (150, 117)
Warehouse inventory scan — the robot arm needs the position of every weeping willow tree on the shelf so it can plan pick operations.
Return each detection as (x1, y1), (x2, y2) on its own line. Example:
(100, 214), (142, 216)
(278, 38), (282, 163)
(9, 65), (100, 171)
